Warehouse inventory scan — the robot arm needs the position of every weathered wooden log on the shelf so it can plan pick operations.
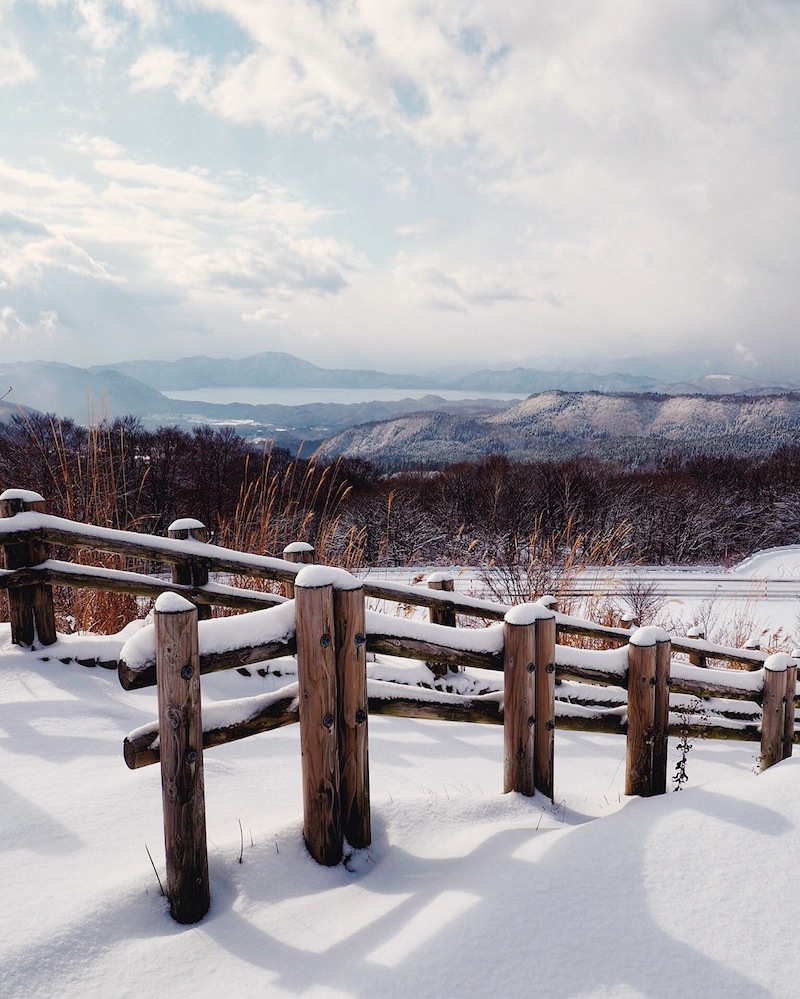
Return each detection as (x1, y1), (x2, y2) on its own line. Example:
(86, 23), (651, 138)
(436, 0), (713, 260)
(667, 671), (762, 704)
(154, 594), (209, 924)
(503, 605), (556, 796)
(334, 583), (370, 849)
(686, 626), (707, 668)
(282, 542), (314, 598)
(427, 573), (457, 677)
(783, 664), (797, 761)
(625, 628), (670, 797)
(367, 633), (501, 672)
(652, 636), (671, 795)
(168, 519), (211, 620)
(119, 635), (297, 690)
(367, 690), (503, 725)
(295, 577), (342, 866)
(0, 490), (56, 647)
(761, 654), (793, 771)
(36, 560), (284, 611)
(534, 613), (557, 800)
(124, 687), (300, 769)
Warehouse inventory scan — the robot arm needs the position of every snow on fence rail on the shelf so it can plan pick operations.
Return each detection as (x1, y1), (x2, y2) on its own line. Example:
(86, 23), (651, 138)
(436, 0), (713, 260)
(1, 489), (797, 924)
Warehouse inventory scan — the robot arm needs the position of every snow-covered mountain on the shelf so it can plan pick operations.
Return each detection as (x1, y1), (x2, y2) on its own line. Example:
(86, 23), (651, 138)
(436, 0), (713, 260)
(320, 390), (800, 465)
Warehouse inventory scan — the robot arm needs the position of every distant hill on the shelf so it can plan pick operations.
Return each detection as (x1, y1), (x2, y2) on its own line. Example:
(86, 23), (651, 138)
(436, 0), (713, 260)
(0, 399), (38, 423)
(319, 390), (800, 465)
(96, 350), (800, 397)
(95, 352), (428, 391)
(0, 362), (173, 422)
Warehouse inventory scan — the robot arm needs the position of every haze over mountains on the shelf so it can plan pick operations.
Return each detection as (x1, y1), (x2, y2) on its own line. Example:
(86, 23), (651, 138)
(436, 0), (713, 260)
(2, 351), (799, 464)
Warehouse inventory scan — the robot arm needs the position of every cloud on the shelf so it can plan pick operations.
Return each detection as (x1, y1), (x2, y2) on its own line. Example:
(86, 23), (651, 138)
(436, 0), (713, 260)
(1, 2), (799, 373)
(242, 306), (290, 324)
(0, 43), (36, 86)
(734, 343), (758, 367)
(396, 258), (537, 312)
(0, 306), (60, 349)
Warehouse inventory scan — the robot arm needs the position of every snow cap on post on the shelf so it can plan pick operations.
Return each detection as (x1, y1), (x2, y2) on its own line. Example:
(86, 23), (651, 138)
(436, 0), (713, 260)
(294, 565), (361, 591)
(168, 517), (206, 533)
(504, 602), (556, 626)
(283, 541), (315, 556)
(155, 592), (197, 615)
(630, 626), (671, 647)
(764, 652), (795, 673)
(0, 488), (45, 504)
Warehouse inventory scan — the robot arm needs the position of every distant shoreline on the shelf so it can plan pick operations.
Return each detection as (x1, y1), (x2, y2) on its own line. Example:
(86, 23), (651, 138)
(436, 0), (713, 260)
(163, 386), (524, 406)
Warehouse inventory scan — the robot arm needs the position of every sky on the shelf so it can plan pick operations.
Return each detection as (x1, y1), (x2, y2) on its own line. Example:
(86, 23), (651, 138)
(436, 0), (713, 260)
(0, 1), (798, 376)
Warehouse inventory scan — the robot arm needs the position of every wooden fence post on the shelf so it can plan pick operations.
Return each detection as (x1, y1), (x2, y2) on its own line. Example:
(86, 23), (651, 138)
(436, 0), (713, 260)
(686, 626), (707, 668)
(0, 489), (56, 647)
(168, 518), (211, 620)
(283, 542), (315, 599)
(295, 572), (342, 865)
(761, 653), (794, 771)
(155, 593), (209, 924)
(503, 604), (556, 797)
(427, 572), (456, 676)
(626, 627), (671, 797)
(783, 661), (797, 761)
(534, 610), (557, 801)
(333, 579), (371, 849)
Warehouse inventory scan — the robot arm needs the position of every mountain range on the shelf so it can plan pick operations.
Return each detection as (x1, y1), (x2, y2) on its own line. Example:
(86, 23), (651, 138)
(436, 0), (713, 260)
(2, 352), (800, 464)
(319, 391), (800, 465)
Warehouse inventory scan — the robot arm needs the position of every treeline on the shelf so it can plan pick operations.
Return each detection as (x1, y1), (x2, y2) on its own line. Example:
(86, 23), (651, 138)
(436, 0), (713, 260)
(1, 413), (798, 567)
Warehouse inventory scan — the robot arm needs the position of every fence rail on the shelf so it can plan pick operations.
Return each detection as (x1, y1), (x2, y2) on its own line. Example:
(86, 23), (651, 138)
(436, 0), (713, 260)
(1, 488), (796, 925)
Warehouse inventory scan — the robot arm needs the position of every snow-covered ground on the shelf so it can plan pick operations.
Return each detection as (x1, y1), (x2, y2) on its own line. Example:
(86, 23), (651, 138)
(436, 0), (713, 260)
(4, 554), (800, 998)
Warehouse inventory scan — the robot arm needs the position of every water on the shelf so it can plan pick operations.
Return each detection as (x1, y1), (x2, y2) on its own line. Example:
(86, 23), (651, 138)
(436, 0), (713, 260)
(164, 387), (523, 406)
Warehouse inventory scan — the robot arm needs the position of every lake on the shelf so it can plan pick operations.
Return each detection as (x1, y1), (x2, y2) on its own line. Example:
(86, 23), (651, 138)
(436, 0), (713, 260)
(164, 387), (524, 406)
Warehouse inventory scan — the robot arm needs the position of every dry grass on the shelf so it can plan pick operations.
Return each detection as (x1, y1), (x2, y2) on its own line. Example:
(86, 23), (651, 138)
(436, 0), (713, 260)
(12, 413), (148, 634)
(216, 447), (370, 598)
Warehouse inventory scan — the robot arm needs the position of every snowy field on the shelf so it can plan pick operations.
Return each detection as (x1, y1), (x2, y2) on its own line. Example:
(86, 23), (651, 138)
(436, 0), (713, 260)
(3, 551), (800, 998)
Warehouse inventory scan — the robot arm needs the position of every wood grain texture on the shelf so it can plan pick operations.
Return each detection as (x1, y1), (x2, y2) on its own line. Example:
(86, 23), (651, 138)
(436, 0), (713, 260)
(761, 665), (788, 771)
(155, 603), (210, 923)
(534, 616), (557, 801)
(334, 585), (370, 849)
(651, 639), (671, 796)
(0, 495), (56, 647)
(282, 544), (314, 598)
(168, 523), (211, 620)
(295, 582), (342, 866)
(503, 617), (536, 795)
(427, 576), (456, 677)
(625, 640), (657, 797)
(783, 665), (797, 761)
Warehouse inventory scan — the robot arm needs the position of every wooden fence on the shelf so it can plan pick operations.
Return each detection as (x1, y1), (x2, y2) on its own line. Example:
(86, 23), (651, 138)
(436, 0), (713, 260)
(1, 488), (797, 924)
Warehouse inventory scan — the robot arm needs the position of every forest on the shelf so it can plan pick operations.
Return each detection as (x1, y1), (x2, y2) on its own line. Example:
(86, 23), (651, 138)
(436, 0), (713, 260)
(1, 411), (798, 574)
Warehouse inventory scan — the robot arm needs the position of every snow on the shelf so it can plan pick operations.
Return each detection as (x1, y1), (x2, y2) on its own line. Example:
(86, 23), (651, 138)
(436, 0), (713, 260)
(7, 547), (800, 998)
(630, 625), (672, 646)
(764, 652), (795, 673)
(0, 488), (45, 503)
(504, 603), (556, 626)
(283, 541), (315, 555)
(154, 591), (196, 614)
(121, 601), (297, 671)
(167, 517), (206, 531)
(425, 571), (454, 584)
(295, 565), (363, 590)
(167, 517), (206, 532)
(4, 626), (800, 998)
(365, 610), (504, 655)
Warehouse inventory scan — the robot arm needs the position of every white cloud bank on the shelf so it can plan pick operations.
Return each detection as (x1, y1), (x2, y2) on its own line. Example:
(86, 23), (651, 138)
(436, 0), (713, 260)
(0, 0), (798, 374)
